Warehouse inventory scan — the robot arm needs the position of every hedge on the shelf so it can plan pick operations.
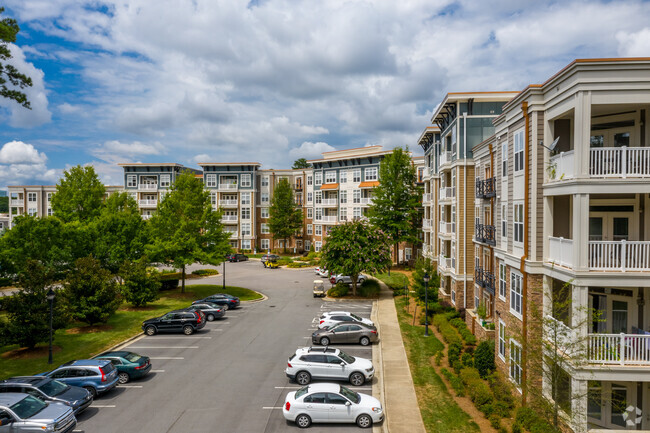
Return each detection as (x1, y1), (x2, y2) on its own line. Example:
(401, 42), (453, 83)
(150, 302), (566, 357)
(359, 279), (381, 297)
(440, 368), (465, 397)
(459, 367), (494, 411)
(191, 269), (219, 276)
(327, 283), (349, 298)
(287, 262), (310, 268)
(449, 317), (477, 345)
(432, 314), (462, 347)
(515, 407), (560, 433)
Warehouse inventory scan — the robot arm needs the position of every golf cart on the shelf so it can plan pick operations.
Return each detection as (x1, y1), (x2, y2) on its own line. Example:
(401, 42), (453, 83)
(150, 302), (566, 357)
(264, 256), (279, 269)
(313, 280), (326, 298)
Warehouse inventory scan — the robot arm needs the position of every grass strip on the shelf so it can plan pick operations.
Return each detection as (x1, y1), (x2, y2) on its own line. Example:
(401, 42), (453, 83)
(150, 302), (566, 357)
(373, 272), (410, 289)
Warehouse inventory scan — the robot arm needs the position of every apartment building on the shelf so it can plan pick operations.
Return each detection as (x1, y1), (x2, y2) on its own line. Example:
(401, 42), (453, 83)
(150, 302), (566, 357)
(419, 126), (441, 262)
(423, 92), (519, 311)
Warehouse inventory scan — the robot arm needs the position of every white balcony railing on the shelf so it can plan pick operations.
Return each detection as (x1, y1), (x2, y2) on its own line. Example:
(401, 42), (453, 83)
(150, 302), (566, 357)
(439, 221), (453, 235)
(222, 215), (238, 223)
(439, 187), (455, 201)
(438, 255), (452, 270)
(360, 197), (373, 205)
(439, 151), (452, 167)
(422, 167), (430, 178)
(422, 193), (431, 203)
(141, 214), (152, 220)
(588, 333), (650, 365)
(139, 199), (158, 207)
(548, 236), (574, 268)
(422, 219), (432, 229)
(590, 147), (650, 178)
(219, 184), (238, 190)
(589, 240), (650, 271)
(225, 231), (238, 238)
(10, 199), (23, 206)
(320, 216), (337, 223)
(320, 199), (338, 206)
(138, 183), (158, 190)
(548, 151), (575, 181)
(219, 200), (238, 206)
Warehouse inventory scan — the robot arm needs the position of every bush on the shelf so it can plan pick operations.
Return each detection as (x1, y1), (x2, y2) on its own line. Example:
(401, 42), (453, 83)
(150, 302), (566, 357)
(459, 367), (494, 409)
(487, 372), (515, 409)
(449, 317), (477, 345)
(159, 273), (180, 290)
(514, 407), (559, 433)
(327, 283), (349, 298)
(434, 351), (443, 366)
(432, 314), (462, 346)
(191, 269), (219, 276)
(0, 277), (12, 287)
(277, 258), (293, 266)
(511, 423), (522, 433)
(287, 262), (310, 268)
(120, 259), (161, 307)
(447, 341), (462, 367)
(359, 279), (380, 297)
(440, 368), (465, 397)
(461, 352), (474, 368)
(489, 414), (502, 430)
(474, 340), (496, 378)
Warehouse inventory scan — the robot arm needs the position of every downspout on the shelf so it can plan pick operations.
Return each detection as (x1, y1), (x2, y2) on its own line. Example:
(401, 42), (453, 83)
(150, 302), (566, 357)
(463, 112), (468, 309)
(521, 101), (530, 405)
(488, 142), (495, 277)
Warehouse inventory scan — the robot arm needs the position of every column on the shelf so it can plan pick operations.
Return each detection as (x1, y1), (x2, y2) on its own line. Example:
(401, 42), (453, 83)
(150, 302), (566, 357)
(573, 91), (592, 179)
(572, 193), (589, 271)
(571, 378), (588, 433)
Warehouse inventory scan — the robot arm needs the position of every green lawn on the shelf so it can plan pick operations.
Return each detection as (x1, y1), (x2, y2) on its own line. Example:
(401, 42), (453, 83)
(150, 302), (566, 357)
(0, 285), (261, 379)
(373, 271), (410, 289)
(394, 296), (480, 433)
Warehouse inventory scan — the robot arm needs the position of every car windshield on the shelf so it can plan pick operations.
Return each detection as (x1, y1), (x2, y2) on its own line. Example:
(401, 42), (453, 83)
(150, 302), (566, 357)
(295, 386), (309, 399)
(339, 386), (360, 404)
(38, 379), (69, 397)
(10, 395), (48, 419)
(350, 313), (362, 321)
(338, 351), (355, 364)
(124, 353), (142, 363)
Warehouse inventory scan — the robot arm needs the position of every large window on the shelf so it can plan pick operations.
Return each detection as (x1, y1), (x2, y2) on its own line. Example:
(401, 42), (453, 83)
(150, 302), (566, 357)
(353, 190), (361, 204)
(28, 192), (37, 202)
(261, 208), (269, 218)
(307, 192), (313, 203)
(340, 191), (347, 204)
(340, 171), (347, 183)
(307, 208), (313, 219)
(501, 203), (507, 242)
(241, 223), (251, 236)
(262, 176), (269, 187)
(353, 207), (361, 220)
(241, 208), (251, 220)
(241, 239), (251, 250)
(315, 241), (322, 252)
(261, 239), (270, 250)
(240, 174), (251, 187)
(325, 171), (336, 184)
(307, 176), (312, 186)
(261, 223), (269, 234)
(307, 224), (313, 235)
(210, 192), (217, 206)
(315, 172), (322, 186)
(315, 208), (322, 221)
(127, 175), (137, 187)
(513, 203), (523, 244)
(261, 193), (269, 203)
(364, 167), (378, 181)
(502, 141), (508, 176)
(241, 192), (251, 205)
(160, 175), (170, 187)
(499, 263), (507, 300)
(514, 129), (524, 172)
(509, 339), (522, 386)
(315, 191), (322, 204)
(315, 225), (322, 236)
(353, 169), (361, 183)
(498, 321), (506, 361)
(339, 207), (347, 221)
(205, 174), (217, 188)
(510, 272), (522, 318)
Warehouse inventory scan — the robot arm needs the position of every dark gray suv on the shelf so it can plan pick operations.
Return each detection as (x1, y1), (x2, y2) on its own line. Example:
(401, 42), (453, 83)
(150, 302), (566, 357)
(0, 377), (92, 415)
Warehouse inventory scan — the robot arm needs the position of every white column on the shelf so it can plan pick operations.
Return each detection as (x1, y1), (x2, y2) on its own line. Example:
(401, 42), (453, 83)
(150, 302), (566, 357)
(571, 378), (588, 433)
(572, 285), (589, 339)
(543, 196), (553, 262)
(573, 91), (592, 179)
(572, 194), (589, 271)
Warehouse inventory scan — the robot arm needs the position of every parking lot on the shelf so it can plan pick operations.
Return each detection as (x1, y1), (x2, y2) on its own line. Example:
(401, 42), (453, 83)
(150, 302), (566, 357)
(74, 260), (379, 433)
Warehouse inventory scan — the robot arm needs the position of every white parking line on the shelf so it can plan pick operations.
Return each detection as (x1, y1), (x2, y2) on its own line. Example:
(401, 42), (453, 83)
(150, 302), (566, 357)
(117, 385), (143, 388)
(150, 369), (165, 373)
(149, 357), (184, 360)
(128, 346), (199, 349)
(262, 407), (283, 410)
(274, 386), (372, 391)
(141, 336), (212, 339)
(91, 405), (116, 408)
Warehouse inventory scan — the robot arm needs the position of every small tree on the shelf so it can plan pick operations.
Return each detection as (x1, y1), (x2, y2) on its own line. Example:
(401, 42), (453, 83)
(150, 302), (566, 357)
(292, 158), (310, 169)
(52, 165), (106, 223)
(321, 221), (391, 296)
(64, 256), (121, 325)
(474, 340), (496, 378)
(119, 259), (160, 307)
(268, 178), (303, 253)
(0, 261), (67, 349)
(412, 257), (439, 303)
(147, 171), (231, 292)
(0, 7), (33, 108)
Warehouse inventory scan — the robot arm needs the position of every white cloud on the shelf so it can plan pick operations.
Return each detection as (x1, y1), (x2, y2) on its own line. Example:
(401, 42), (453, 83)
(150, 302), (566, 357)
(93, 140), (166, 158)
(616, 28), (650, 57)
(0, 141), (60, 187)
(289, 141), (336, 160)
(0, 140), (47, 164)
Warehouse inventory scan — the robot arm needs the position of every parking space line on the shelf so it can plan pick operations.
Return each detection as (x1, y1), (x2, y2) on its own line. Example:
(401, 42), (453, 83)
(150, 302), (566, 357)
(142, 336), (212, 339)
(150, 369), (165, 372)
(274, 386), (372, 390)
(117, 385), (143, 388)
(149, 357), (184, 360)
(91, 405), (116, 408)
(128, 346), (199, 349)
(262, 407), (283, 410)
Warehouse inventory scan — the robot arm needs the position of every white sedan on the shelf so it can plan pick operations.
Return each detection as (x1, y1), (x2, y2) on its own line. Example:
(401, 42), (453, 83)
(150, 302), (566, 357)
(318, 311), (375, 329)
(283, 383), (383, 428)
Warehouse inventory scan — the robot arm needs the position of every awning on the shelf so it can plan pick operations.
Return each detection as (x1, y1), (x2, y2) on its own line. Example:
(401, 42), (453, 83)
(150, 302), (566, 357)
(320, 183), (339, 190)
(359, 181), (379, 188)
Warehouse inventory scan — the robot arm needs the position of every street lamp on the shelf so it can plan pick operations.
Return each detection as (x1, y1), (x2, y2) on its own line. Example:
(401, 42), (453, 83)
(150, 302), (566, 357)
(222, 256), (227, 291)
(423, 272), (430, 337)
(46, 288), (55, 364)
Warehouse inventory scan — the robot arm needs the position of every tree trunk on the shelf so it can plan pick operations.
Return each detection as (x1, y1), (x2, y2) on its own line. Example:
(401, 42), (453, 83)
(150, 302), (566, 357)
(351, 274), (358, 296)
(181, 265), (186, 294)
(283, 239), (287, 254)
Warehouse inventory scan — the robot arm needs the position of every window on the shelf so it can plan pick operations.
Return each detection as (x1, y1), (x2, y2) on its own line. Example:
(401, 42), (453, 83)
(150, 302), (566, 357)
(307, 175), (312, 186)
(307, 192), (313, 203)
(315, 208), (322, 221)
(47, 208), (54, 216)
(405, 248), (412, 261)
(127, 175), (137, 187)
(46, 192), (53, 203)
(261, 208), (269, 218)
(241, 174), (251, 187)
(261, 223), (270, 234)
(242, 239), (251, 250)
(261, 239), (270, 250)
(325, 171), (336, 183)
(498, 320), (506, 361)
(261, 193), (269, 203)
(315, 172), (322, 186)
(210, 192), (217, 206)
(339, 207), (347, 221)
(28, 208), (37, 216)
(513, 129), (524, 172)
(307, 208), (313, 219)
(315, 225), (322, 236)
(501, 203), (507, 241)
(499, 263), (507, 300)
(160, 175), (170, 187)
(353, 169), (361, 183)
(509, 340), (522, 386)
(241, 208), (251, 220)
(241, 192), (251, 205)
(340, 171), (347, 183)
(364, 167), (378, 181)
(340, 191), (347, 204)
(353, 207), (361, 220)
(353, 190), (361, 204)
(315, 191), (322, 204)
(241, 223), (251, 236)
(510, 272), (522, 318)
(307, 224), (313, 235)
(205, 174), (217, 187)
(295, 192), (302, 205)
(262, 176), (269, 187)
(315, 241), (322, 252)
(502, 141), (508, 176)
(28, 192), (37, 202)
(514, 203), (523, 244)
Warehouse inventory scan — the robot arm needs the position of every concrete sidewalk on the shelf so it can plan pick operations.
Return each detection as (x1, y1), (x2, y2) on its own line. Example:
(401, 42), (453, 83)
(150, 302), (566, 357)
(373, 281), (426, 433)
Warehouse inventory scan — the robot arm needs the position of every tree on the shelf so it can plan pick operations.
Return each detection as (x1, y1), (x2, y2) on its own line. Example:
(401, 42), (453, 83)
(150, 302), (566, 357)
(0, 195), (8, 213)
(63, 256), (121, 325)
(51, 165), (106, 223)
(268, 178), (303, 253)
(474, 340), (496, 378)
(368, 146), (422, 264)
(119, 258), (160, 307)
(147, 171), (231, 292)
(0, 8), (33, 109)
(0, 261), (67, 349)
(321, 221), (391, 296)
(292, 158), (310, 169)
(412, 256), (439, 303)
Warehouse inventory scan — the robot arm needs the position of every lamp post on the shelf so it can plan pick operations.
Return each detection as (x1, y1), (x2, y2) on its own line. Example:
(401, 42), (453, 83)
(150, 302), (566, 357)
(46, 288), (55, 364)
(423, 272), (430, 337)
(222, 256), (226, 291)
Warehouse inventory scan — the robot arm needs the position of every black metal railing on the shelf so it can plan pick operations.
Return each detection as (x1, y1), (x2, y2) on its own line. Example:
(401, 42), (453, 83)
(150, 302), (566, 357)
(475, 224), (496, 246)
(475, 177), (497, 199)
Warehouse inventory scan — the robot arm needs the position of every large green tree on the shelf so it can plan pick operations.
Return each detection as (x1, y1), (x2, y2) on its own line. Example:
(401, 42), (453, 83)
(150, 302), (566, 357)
(147, 171), (231, 292)
(292, 158), (310, 169)
(321, 221), (391, 296)
(268, 178), (303, 253)
(0, 7), (32, 108)
(119, 258), (160, 307)
(52, 165), (106, 223)
(412, 257), (439, 304)
(0, 261), (67, 349)
(368, 146), (422, 264)
(0, 195), (8, 213)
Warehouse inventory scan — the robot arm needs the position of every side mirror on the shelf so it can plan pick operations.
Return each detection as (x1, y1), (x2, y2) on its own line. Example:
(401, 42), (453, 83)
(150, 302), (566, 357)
(340, 362), (345, 367)
(345, 401), (351, 406)
(0, 415), (13, 426)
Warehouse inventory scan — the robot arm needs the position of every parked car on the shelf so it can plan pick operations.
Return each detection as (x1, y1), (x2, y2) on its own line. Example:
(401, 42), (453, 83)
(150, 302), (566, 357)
(329, 274), (366, 285)
(312, 322), (379, 346)
(91, 351), (152, 384)
(314, 267), (329, 278)
(318, 311), (374, 329)
(261, 254), (280, 265)
(285, 347), (374, 386)
(37, 359), (119, 398)
(227, 253), (248, 262)
(0, 377), (92, 415)
(0, 393), (77, 433)
(142, 310), (206, 336)
(283, 383), (383, 428)
(184, 303), (225, 321)
(193, 293), (240, 310)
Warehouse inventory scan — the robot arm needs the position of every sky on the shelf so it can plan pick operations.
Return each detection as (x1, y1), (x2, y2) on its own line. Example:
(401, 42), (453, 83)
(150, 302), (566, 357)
(1, 0), (650, 189)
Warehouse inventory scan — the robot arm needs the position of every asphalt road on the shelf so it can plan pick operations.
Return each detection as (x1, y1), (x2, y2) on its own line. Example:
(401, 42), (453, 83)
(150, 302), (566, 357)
(74, 260), (378, 433)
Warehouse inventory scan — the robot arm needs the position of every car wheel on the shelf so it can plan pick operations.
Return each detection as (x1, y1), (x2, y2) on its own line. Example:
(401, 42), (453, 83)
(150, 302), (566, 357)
(296, 414), (312, 428)
(222, 304), (229, 311)
(118, 372), (130, 384)
(356, 414), (372, 428)
(360, 336), (370, 346)
(319, 337), (330, 346)
(295, 371), (311, 385)
(359, 278), (365, 284)
(83, 386), (97, 398)
(145, 325), (156, 336)
(183, 325), (194, 335)
(350, 372), (365, 386)
(207, 314), (215, 322)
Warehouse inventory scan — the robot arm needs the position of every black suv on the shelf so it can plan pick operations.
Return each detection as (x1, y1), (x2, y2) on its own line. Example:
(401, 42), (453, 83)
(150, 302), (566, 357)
(0, 376), (93, 415)
(193, 294), (240, 310)
(142, 310), (206, 336)
(227, 253), (248, 262)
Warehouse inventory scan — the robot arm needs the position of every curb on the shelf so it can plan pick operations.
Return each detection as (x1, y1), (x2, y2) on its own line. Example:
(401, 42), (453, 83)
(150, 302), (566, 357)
(371, 298), (389, 433)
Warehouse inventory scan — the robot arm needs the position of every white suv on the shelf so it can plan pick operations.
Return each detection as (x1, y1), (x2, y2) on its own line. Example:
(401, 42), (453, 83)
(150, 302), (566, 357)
(285, 347), (374, 386)
(319, 311), (374, 329)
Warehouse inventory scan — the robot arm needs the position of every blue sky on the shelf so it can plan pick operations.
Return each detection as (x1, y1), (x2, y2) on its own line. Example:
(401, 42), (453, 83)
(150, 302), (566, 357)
(1, 0), (650, 189)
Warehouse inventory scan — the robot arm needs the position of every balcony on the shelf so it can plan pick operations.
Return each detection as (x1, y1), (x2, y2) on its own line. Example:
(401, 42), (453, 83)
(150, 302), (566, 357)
(475, 178), (496, 199)
(439, 187), (455, 202)
(10, 199), (23, 206)
(219, 183), (238, 191)
(548, 147), (650, 182)
(224, 231), (238, 238)
(439, 221), (453, 237)
(222, 215), (238, 223)
(320, 199), (338, 207)
(139, 199), (158, 207)
(439, 151), (452, 167)
(589, 240), (650, 271)
(360, 197), (373, 206)
(422, 219), (432, 229)
(422, 193), (431, 203)
(438, 255), (453, 272)
(141, 214), (152, 220)
(138, 183), (158, 191)
(548, 237), (574, 268)
(588, 333), (650, 365)
(219, 199), (238, 207)
(320, 215), (337, 223)
(475, 224), (496, 246)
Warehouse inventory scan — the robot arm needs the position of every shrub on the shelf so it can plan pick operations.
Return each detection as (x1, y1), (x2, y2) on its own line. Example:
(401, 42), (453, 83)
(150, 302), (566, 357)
(0, 277), (12, 287)
(447, 341), (462, 367)
(460, 367), (494, 409)
(277, 258), (293, 266)
(327, 283), (349, 298)
(461, 352), (474, 368)
(120, 259), (161, 307)
(515, 407), (559, 433)
(359, 279), (380, 297)
(191, 269), (219, 276)
(434, 351), (443, 366)
(440, 368), (465, 397)
(489, 414), (502, 430)
(287, 262), (310, 268)
(487, 372), (515, 409)
(449, 317), (477, 345)
(474, 340), (496, 378)
(511, 423), (522, 433)
(432, 314), (462, 346)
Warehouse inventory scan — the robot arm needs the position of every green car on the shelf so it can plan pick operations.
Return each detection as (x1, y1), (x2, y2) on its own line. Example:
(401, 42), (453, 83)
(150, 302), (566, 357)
(92, 351), (152, 384)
